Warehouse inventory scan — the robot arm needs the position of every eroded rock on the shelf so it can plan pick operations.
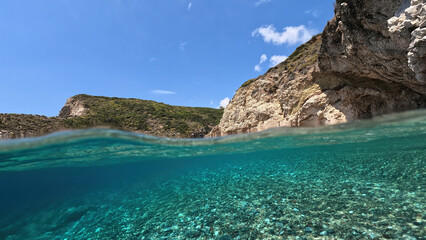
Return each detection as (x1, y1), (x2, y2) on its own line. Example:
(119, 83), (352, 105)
(208, 0), (426, 137)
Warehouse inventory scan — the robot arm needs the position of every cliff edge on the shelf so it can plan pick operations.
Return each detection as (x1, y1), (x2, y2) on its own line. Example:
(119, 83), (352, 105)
(208, 0), (426, 137)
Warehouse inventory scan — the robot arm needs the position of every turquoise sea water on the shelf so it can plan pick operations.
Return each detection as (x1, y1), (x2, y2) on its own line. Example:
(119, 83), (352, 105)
(0, 110), (425, 239)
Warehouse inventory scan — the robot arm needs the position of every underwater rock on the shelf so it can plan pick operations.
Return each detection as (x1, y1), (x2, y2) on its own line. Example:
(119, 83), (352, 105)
(217, 235), (232, 240)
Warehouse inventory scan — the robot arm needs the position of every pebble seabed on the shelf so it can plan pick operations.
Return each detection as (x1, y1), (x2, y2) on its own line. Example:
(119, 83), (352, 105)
(1, 141), (425, 240)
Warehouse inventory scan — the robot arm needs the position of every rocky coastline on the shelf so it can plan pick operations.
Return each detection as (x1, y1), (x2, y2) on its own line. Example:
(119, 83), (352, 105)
(208, 0), (426, 137)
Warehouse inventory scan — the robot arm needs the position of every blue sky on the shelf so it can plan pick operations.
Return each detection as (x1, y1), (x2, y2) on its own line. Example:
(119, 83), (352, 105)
(0, 0), (335, 116)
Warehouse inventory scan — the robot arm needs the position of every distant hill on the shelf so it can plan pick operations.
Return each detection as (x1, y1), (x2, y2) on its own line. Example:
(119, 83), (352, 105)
(0, 114), (63, 139)
(0, 94), (223, 139)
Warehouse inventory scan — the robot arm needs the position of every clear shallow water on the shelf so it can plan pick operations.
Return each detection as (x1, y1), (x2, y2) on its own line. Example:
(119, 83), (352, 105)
(0, 110), (425, 239)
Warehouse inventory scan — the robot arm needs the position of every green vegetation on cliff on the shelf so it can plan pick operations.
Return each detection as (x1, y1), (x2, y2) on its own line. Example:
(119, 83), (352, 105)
(0, 114), (63, 139)
(282, 34), (321, 73)
(239, 34), (322, 89)
(61, 94), (223, 138)
(0, 95), (223, 139)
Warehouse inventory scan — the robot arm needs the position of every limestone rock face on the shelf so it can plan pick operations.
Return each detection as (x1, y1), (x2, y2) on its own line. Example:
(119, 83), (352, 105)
(59, 97), (88, 118)
(320, 0), (426, 93)
(388, 0), (426, 83)
(208, 0), (426, 137)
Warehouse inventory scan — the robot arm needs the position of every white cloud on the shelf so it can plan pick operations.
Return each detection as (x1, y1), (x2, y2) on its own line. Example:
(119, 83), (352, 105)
(255, 54), (288, 71)
(254, 65), (261, 72)
(260, 54), (267, 64)
(255, 0), (271, 7)
(254, 54), (268, 72)
(270, 55), (288, 67)
(187, 2), (192, 10)
(252, 25), (316, 46)
(151, 90), (176, 95)
(305, 9), (321, 17)
(220, 97), (230, 108)
(179, 41), (189, 51)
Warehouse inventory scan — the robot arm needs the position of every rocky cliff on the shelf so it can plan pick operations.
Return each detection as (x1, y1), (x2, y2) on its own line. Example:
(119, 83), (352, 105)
(320, 0), (426, 92)
(208, 0), (426, 137)
(0, 94), (223, 139)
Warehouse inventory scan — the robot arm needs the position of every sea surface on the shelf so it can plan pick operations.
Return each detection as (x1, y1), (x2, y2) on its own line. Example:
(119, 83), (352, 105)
(0, 110), (425, 240)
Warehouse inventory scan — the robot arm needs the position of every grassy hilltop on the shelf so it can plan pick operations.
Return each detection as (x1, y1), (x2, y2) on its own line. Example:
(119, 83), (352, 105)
(0, 94), (223, 139)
